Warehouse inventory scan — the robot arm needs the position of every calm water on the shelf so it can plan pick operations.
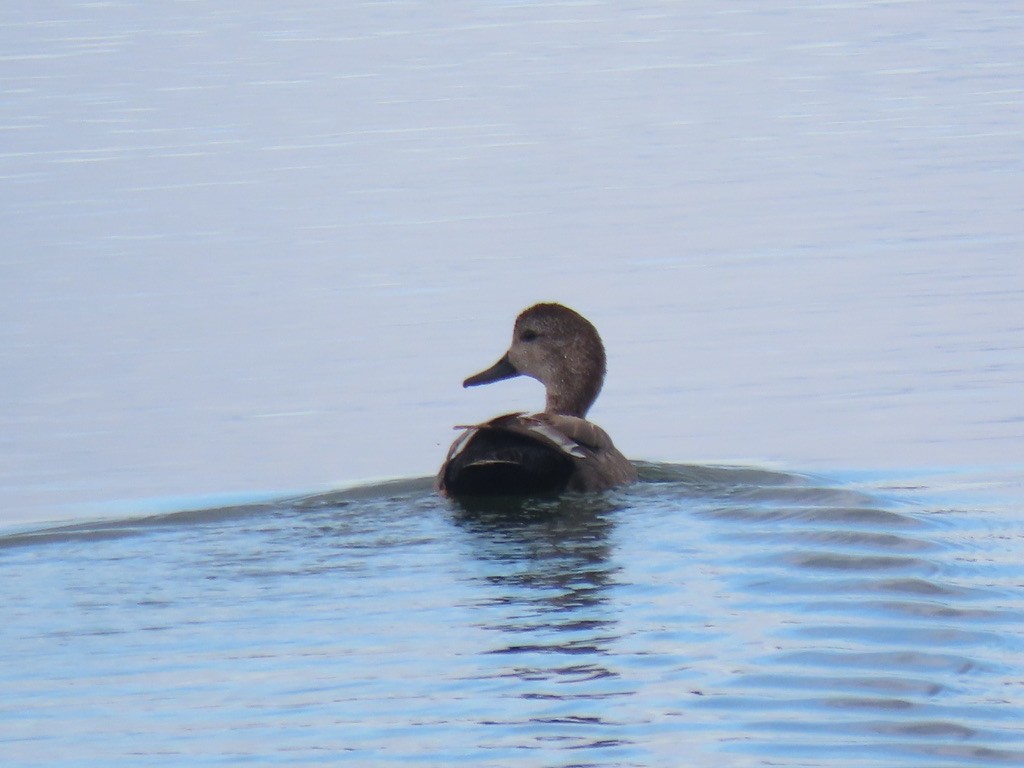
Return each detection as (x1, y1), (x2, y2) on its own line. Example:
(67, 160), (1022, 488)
(2, 0), (1022, 524)
(2, 1), (1023, 765)
(3, 466), (1023, 766)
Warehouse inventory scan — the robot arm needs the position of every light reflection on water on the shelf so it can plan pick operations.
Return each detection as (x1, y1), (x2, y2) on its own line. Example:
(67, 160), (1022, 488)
(2, 466), (1022, 766)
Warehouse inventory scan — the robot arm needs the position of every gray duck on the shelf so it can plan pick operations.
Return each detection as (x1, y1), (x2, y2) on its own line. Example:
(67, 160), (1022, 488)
(438, 302), (637, 496)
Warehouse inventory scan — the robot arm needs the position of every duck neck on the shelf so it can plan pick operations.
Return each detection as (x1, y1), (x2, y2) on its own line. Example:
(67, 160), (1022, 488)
(544, 375), (599, 418)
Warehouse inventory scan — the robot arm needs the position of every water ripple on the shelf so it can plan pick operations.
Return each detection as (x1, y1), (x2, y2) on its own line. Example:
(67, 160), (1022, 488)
(2, 464), (1023, 766)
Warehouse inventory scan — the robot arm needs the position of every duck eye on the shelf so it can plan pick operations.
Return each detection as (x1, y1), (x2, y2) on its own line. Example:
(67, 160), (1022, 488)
(520, 329), (539, 342)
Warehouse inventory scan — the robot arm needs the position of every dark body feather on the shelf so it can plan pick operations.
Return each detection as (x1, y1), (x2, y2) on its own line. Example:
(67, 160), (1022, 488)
(438, 424), (574, 496)
(438, 413), (636, 497)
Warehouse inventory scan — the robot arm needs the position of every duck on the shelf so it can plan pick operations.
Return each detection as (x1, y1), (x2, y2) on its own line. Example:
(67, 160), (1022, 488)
(437, 302), (637, 496)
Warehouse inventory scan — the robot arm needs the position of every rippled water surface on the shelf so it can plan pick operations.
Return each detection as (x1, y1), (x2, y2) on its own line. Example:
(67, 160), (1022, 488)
(3, 466), (1023, 766)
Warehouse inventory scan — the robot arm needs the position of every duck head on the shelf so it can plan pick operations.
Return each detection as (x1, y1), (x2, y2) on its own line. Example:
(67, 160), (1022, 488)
(463, 302), (606, 418)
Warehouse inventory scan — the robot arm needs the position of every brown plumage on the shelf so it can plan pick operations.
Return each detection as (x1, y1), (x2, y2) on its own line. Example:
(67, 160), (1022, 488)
(438, 303), (637, 496)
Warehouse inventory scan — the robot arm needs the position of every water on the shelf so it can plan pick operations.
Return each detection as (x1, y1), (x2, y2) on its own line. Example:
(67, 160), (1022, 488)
(3, 0), (1022, 523)
(2, 1), (1024, 764)
(3, 466), (1023, 766)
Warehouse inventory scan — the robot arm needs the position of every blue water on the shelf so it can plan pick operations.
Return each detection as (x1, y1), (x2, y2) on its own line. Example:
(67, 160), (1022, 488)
(3, 465), (1022, 766)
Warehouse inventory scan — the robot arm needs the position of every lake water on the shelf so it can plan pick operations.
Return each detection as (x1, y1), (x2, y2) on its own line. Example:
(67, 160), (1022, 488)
(3, 467), (1023, 766)
(2, 1), (1022, 765)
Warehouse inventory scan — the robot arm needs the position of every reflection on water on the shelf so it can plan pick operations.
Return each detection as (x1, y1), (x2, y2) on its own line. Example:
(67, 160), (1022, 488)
(3, 465), (1022, 766)
(452, 494), (624, 747)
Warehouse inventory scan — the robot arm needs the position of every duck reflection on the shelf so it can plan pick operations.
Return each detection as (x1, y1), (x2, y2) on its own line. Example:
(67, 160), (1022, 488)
(449, 494), (625, 688)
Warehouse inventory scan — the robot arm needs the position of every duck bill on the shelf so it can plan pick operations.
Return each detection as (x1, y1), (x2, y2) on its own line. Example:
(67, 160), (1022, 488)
(463, 353), (519, 388)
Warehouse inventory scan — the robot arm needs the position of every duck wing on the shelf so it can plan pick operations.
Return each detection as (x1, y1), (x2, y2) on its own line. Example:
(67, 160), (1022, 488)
(437, 413), (635, 496)
(437, 413), (580, 496)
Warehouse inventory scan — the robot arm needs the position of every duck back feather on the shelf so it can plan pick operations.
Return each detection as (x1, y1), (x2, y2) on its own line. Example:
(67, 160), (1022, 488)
(439, 420), (575, 496)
